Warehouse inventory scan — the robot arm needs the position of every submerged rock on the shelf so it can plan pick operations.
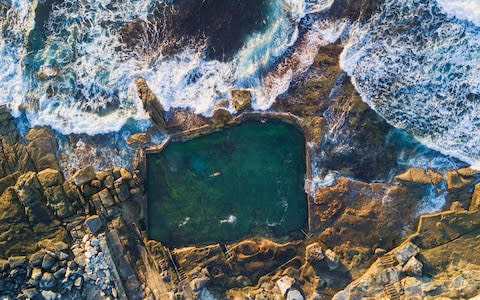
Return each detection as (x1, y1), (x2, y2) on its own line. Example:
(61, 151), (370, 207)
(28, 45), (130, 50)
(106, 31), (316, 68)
(37, 65), (60, 80)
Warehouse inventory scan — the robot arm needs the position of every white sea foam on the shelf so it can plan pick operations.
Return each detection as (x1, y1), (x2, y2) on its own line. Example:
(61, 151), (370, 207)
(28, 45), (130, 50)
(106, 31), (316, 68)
(0, 0), (338, 135)
(219, 215), (237, 224)
(340, 0), (480, 167)
(417, 184), (447, 215)
(436, 0), (480, 26)
(0, 0), (36, 117)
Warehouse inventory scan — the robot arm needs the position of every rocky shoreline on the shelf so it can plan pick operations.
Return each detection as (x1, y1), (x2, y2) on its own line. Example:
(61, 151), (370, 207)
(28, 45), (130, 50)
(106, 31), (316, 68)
(1, 1), (480, 297)
(0, 38), (479, 300)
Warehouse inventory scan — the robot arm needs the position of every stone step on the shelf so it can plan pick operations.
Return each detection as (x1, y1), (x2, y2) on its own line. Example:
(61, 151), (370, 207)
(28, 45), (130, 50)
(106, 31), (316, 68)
(379, 255), (397, 268)
(384, 283), (401, 300)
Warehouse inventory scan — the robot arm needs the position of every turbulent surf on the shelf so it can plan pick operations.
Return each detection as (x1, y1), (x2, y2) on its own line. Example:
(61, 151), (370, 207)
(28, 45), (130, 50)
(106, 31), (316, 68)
(340, 0), (480, 167)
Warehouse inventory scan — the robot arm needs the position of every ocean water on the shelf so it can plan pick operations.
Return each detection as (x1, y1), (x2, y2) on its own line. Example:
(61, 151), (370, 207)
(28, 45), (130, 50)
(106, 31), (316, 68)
(0, 0), (338, 134)
(340, 0), (480, 168)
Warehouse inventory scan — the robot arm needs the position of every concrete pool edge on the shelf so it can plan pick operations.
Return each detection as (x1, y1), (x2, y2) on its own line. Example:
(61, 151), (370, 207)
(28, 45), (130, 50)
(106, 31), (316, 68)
(137, 111), (315, 246)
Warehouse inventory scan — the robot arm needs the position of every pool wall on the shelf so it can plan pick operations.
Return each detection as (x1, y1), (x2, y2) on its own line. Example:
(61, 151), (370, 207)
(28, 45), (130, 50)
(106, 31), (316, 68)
(137, 111), (315, 243)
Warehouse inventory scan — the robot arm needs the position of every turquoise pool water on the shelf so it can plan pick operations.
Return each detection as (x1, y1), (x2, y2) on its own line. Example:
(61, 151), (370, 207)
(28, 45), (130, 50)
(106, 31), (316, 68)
(146, 120), (307, 246)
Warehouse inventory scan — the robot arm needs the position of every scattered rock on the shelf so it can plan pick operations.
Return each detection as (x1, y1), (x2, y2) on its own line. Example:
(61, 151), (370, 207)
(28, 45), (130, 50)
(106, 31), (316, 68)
(127, 132), (150, 145)
(190, 269), (210, 292)
(42, 253), (56, 271)
(40, 272), (56, 290)
(67, 261), (77, 271)
(119, 168), (132, 180)
(85, 215), (103, 234)
(277, 276), (295, 296)
(104, 176), (115, 189)
(402, 277), (424, 298)
(72, 166), (96, 186)
(231, 89), (252, 111)
(470, 183), (480, 210)
(53, 267), (66, 279)
(23, 288), (40, 299)
(8, 256), (27, 268)
(287, 289), (304, 300)
(447, 170), (474, 190)
(31, 267), (42, 281)
(135, 78), (166, 129)
(74, 276), (83, 289)
(402, 256), (423, 276)
(395, 242), (419, 266)
(37, 65), (60, 79)
(41, 290), (59, 300)
(74, 254), (86, 269)
(325, 249), (340, 271)
(395, 168), (443, 185)
(37, 168), (63, 188)
(30, 250), (46, 267)
(305, 242), (324, 263)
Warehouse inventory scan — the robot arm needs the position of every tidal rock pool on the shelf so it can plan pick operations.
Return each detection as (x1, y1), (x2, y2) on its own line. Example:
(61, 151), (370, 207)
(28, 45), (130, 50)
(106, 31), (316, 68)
(146, 120), (307, 247)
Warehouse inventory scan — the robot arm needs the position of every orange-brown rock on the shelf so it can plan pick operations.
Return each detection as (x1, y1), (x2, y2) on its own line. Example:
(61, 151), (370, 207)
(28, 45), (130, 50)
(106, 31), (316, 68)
(231, 90), (252, 111)
(470, 183), (480, 210)
(394, 168), (443, 185)
(135, 78), (166, 130)
(165, 109), (210, 133)
(126, 132), (150, 145)
(312, 177), (420, 263)
(447, 169), (475, 190)
(211, 108), (233, 126)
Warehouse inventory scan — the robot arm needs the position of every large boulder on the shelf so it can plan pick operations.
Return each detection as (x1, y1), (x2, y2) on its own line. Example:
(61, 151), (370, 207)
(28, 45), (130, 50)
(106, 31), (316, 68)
(85, 215), (103, 234)
(447, 170), (475, 190)
(135, 78), (166, 130)
(394, 168), (443, 185)
(277, 276), (295, 296)
(72, 166), (96, 186)
(25, 127), (60, 171)
(402, 256), (423, 276)
(231, 89), (252, 111)
(37, 168), (63, 188)
(395, 242), (419, 266)
(126, 132), (150, 145)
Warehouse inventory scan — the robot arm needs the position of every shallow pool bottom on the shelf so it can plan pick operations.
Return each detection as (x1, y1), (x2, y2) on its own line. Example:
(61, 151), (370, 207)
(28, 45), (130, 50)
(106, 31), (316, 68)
(146, 120), (307, 247)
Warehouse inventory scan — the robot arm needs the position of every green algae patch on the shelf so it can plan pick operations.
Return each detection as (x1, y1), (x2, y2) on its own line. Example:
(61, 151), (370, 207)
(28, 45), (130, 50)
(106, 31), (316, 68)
(146, 120), (307, 247)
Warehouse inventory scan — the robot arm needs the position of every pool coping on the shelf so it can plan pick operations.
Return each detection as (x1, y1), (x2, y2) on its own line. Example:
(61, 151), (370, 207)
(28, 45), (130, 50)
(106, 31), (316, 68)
(137, 111), (314, 244)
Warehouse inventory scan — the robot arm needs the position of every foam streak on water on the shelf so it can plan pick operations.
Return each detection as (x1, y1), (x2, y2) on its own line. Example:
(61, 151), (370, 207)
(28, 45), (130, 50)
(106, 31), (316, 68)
(1, 0), (337, 135)
(340, 0), (480, 168)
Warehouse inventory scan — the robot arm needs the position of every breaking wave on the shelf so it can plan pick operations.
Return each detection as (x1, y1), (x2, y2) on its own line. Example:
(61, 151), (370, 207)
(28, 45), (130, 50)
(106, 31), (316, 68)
(340, 0), (480, 167)
(1, 0), (339, 135)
